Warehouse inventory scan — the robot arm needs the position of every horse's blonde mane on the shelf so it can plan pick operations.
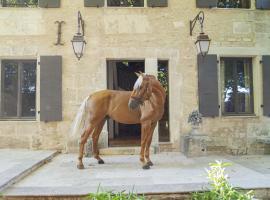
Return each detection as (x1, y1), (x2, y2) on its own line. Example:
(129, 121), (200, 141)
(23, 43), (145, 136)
(133, 75), (143, 90)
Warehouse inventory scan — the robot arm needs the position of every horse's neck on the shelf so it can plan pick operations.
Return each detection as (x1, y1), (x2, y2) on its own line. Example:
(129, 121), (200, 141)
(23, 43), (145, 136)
(151, 81), (166, 107)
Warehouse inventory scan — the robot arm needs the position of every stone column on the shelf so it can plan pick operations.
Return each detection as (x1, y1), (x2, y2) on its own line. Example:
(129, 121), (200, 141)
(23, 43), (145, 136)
(145, 58), (159, 152)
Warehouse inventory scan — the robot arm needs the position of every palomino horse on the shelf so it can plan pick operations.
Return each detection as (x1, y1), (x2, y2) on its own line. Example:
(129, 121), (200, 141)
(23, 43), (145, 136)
(71, 73), (166, 169)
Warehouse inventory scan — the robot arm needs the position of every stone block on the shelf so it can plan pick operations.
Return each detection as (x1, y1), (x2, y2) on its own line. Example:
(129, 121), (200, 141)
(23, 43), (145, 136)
(181, 135), (209, 157)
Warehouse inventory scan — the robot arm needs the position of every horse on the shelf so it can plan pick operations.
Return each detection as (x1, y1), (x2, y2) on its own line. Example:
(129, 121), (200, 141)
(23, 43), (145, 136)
(70, 73), (166, 170)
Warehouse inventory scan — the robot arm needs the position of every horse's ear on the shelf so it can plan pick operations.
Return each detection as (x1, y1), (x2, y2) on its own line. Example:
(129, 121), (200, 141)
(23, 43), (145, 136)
(139, 71), (143, 75)
(135, 72), (140, 77)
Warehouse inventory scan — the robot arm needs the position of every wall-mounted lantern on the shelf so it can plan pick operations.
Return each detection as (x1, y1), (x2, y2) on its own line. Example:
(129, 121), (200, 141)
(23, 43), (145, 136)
(190, 11), (211, 57)
(71, 11), (86, 60)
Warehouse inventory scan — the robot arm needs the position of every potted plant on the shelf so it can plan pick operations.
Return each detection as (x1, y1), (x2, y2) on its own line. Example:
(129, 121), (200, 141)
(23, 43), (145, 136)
(188, 110), (203, 135)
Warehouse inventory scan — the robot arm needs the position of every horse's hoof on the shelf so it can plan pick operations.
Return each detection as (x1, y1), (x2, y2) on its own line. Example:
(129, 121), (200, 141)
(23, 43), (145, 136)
(142, 164), (150, 170)
(77, 164), (84, 169)
(98, 159), (105, 164)
(147, 161), (154, 166)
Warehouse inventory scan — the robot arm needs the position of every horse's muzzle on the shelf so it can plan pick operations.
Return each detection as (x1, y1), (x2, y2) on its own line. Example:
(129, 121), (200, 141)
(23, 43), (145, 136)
(128, 99), (140, 110)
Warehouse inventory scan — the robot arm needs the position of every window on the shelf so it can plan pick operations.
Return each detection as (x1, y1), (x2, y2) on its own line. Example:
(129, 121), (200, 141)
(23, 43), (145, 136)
(0, 0), (38, 7)
(217, 0), (250, 8)
(107, 0), (144, 7)
(1, 60), (36, 119)
(221, 58), (254, 115)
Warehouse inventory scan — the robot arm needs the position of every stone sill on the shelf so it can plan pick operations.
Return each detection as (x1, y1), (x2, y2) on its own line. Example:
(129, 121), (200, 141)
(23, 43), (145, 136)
(208, 7), (256, 11)
(220, 115), (259, 119)
(0, 118), (37, 122)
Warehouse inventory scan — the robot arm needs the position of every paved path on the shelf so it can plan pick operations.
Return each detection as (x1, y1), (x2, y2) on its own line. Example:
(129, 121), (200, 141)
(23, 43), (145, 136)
(0, 149), (58, 192)
(2, 152), (270, 196)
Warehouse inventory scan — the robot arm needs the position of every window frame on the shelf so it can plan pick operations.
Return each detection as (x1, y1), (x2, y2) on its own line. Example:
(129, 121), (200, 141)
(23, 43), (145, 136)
(220, 57), (254, 116)
(0, 59), (37, 120)
(157, 60), (170, 142)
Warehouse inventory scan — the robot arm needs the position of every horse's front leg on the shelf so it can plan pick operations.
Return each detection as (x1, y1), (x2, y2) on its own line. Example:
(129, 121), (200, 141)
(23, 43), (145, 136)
(78, 125), (94, 169)
(145, 122), (157, 167)
(140, 121), (151, 170)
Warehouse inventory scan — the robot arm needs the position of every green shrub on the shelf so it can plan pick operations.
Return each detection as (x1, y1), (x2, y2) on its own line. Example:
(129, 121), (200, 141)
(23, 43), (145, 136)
(192, 161), (254, 200)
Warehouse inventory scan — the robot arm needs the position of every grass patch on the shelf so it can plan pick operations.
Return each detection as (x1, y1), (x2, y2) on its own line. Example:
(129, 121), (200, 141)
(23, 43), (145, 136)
(86, 186), (145, 200)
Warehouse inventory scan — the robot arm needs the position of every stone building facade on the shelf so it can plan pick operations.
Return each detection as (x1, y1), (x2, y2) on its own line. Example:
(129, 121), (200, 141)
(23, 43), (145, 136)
(0, 0), (269, 155)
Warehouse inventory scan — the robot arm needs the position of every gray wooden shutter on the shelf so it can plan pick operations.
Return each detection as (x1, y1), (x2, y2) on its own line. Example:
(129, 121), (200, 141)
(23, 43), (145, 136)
(38, 0), (60, 8)
(198, 55), (219, 117)
(40, 56), (62, 121)
(262, 56), (270, 117)
(147, 0), (168, 7)
(196, 0), (218, 8)
(84, 0), (104, 7)
(256, 0), (270, 9)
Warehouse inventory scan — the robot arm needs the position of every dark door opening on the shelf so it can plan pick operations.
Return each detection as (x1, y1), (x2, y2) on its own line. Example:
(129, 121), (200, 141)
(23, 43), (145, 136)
(107, 60), (145, 147)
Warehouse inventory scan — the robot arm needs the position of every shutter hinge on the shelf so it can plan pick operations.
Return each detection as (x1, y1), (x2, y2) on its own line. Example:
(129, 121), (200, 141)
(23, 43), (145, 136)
(217, 60), (220, 64)
(261, 105), (264, 108)
(260, 60), (263, 64)
(38, 62), (41, 65)
(218, 105), (221, 109)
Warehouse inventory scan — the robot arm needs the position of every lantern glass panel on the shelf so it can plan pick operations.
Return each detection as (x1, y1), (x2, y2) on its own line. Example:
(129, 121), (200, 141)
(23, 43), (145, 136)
(200, 40), (210, 55)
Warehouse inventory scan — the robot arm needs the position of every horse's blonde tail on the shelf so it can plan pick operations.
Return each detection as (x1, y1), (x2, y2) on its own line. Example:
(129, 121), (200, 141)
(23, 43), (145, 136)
(70, 96), (90, 139)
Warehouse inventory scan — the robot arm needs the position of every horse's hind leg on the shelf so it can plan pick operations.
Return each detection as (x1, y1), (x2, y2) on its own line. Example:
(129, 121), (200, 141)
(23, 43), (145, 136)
(92, 119), (106, 164)
(78, 125), (94, 169)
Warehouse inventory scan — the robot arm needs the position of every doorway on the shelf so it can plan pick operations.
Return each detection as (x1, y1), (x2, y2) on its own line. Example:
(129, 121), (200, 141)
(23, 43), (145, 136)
(107, 60), (145, 147)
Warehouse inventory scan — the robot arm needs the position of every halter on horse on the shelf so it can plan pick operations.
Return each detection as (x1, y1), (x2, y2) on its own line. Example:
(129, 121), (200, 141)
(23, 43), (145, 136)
(71, 73), (166, 170)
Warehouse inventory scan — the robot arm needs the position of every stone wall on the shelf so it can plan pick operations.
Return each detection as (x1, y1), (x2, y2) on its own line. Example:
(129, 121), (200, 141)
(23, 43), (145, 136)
(0, 0), (269, 155)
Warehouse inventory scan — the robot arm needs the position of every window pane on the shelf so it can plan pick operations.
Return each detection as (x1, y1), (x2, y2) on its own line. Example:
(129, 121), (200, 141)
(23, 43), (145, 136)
(222, 59), (235, 113)
(2, 62), (18, 117)
(21, 62), (36, 117)
(108, 0), (144, 7)
(221, 58), (253, 115)
(217, 0), (250, 8)
(236, 60), (253, 113)
(1, 0), (38, 7)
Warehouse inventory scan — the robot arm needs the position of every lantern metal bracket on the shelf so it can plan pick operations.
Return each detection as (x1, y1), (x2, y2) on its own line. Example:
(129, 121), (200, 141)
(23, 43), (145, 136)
(77, 11), (85, 36)
(190, 11), (205, 36)
(54, 21), (65, 46)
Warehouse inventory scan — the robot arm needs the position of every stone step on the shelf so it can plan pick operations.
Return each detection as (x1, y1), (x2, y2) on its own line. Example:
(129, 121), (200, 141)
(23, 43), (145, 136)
(159, 142), (175, 152)
(0, 150), (59, 193)
(100, 147), (155, 155)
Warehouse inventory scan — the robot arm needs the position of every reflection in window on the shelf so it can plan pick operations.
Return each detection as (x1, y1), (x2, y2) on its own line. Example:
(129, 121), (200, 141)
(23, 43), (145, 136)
(221, 58), (253, 115)
(1, 0), (38, 7)
(107, 0), (144, 7)
(217, 0), (250, 8)
(2, 62), (18, 117)
(1, 60), (36, 119)
(21, 63), (36, 117)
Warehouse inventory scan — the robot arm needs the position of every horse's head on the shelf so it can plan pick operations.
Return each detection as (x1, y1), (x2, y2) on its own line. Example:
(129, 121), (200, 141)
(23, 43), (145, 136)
(128, 73), (153, 110)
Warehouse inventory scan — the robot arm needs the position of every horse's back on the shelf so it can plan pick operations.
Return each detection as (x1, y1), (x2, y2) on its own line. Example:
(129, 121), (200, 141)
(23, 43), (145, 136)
(87, 89), (131, 114)
(88, 90), (140, 124)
